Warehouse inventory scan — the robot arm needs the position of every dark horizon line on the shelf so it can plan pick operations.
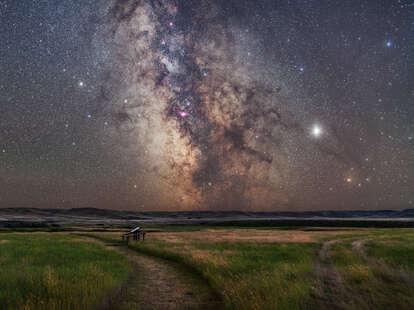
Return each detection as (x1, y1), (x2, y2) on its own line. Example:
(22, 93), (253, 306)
(1, 206), (414, 215)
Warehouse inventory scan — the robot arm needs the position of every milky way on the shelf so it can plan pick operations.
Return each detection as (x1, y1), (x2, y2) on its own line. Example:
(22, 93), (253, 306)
(101, 0), (374, 210)
(102, 0), (308, 209)
(1, 0), (413, 210)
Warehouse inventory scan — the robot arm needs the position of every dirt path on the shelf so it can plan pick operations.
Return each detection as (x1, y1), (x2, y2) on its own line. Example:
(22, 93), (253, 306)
(351, 239), (369, 260)
(312, 240), (348, 310)
(83, 237), (223, 310)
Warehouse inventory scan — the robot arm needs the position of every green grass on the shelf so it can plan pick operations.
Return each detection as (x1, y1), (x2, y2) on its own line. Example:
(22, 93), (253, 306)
(329, 239), (414, 310)
(90, 233), (317, 310)
(123, 228), (414, 310)
(8, 227), (414, 310)
(366, 239), (414, 272)
(0, 234), (129, 310)
(191, 242), (316, 310)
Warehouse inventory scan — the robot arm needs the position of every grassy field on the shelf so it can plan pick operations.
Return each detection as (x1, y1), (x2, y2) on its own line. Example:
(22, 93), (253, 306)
(0, 233), (129, 310)
(328, 240), (414, 309)
(89, 227), (414, 310)
(366, 234), (414, 272)
(131, 239), (316, 310)
(2, 226), (414, 310)
(90, 228), (340, 310)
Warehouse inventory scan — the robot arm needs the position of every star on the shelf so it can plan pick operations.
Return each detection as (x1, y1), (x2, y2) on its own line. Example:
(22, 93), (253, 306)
(1, 0), (413, 212)
(311, 124), (323, 138)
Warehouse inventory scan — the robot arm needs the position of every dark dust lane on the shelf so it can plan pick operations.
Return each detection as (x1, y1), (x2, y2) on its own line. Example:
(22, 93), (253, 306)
(83, 237), (222, 310)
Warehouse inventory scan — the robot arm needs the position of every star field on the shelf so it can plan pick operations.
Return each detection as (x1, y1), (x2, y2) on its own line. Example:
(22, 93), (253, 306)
(0, 0), (413, 211)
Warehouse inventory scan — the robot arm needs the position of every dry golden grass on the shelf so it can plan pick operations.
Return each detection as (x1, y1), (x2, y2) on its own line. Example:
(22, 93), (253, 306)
(148, 229), (354, 244)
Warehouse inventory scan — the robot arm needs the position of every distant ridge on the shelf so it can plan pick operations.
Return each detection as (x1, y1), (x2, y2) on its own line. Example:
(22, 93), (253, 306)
(2, 207), (414, 228)
(2, 207), (414, 219)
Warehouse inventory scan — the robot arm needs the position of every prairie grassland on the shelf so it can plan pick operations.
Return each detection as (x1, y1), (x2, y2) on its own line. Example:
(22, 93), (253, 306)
(95, 229), (319, 310)
(326, 229), (414, 310)
(0, 234), (129, 310)
(4, 227), (414, 310)
(365, 233), (414, 272)
(95, 227), (414, 310)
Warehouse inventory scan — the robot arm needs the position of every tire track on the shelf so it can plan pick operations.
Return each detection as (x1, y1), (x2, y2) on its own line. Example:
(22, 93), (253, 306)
(351, 238), (414, 288)
(312, 240), (349, 310)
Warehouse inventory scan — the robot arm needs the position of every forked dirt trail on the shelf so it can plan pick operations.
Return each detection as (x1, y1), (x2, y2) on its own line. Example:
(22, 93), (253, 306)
(84, 237), (222, 310)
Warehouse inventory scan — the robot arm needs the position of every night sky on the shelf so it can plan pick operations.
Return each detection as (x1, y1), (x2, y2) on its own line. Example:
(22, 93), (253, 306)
(1, 0), (413, 211)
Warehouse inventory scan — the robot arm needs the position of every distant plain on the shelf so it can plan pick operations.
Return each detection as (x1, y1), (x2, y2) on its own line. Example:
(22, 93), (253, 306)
(2, 208), (414, 310)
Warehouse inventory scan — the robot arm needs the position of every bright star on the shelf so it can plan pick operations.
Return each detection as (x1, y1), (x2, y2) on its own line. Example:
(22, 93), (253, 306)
(312, 124), (322, 137)
(386, 41), (392, 47)
(79, 81), (84, 87)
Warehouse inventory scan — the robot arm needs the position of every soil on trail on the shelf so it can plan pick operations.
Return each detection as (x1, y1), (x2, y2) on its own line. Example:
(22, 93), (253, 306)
(84, 237), (223, 310)
(351, 239), (369, 259)
(312, 240), (348, 310)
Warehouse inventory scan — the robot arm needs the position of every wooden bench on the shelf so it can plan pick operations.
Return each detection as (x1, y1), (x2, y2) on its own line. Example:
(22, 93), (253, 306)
(122, 226), (146, 243)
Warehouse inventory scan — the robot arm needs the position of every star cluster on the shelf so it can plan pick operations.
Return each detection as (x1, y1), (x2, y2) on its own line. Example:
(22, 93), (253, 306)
(0, 0), (413, 210)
